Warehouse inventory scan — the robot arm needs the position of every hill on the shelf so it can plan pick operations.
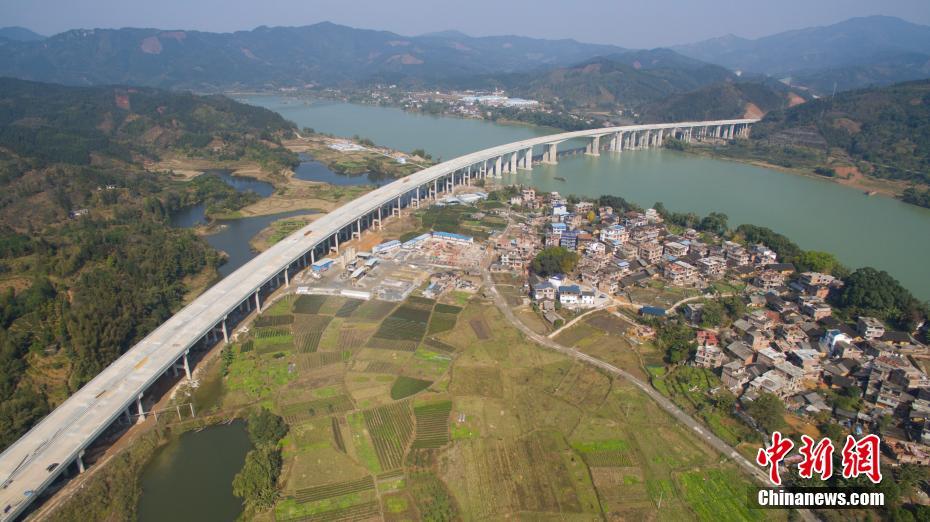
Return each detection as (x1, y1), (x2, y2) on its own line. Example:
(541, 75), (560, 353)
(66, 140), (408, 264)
(749, 79), (930, 185)
(0, 26), (44, 42)
(0, 22), (625, 90)
(0, 78), (297, 450)
(674, 16), (930, 93)
(484, 49), (735, 111)
(0, 77), (295, 170)
(639, 80), (806, 122)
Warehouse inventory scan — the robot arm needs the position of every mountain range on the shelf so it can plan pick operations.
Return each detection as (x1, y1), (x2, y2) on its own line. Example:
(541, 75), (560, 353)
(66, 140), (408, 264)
(674, 16), (930, 92)
(0, 16), (929, 113)
(0, 22), (625, 90)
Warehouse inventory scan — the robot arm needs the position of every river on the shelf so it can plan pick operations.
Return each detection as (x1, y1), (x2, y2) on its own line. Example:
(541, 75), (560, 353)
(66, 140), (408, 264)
(237, 94), (930, 300)
(170, 171), (323, 278)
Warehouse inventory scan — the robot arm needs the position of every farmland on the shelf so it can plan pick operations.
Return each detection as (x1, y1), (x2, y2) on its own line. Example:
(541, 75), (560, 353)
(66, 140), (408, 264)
(211, 288), (780, 521)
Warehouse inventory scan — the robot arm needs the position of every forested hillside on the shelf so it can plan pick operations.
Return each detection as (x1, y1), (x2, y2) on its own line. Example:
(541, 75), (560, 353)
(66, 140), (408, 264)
(639, 80), (804, 122)
(0, 23), (624, 89)
(0, 78), (297, 450)
(750, 79), (930, 184)
(497, 50), (735, 111)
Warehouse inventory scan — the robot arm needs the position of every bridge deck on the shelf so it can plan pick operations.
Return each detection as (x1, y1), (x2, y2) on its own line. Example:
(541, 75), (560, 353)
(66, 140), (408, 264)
(0, 118), (756, 519)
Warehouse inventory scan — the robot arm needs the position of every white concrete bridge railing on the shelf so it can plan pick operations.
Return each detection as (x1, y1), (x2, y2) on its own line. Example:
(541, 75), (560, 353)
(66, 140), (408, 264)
(0, 117), (756, 520)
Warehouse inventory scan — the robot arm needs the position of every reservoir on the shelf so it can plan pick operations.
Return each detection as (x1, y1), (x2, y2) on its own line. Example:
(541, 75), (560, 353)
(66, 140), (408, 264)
(137, 422), (252, 522)
(239, 95), (930, 300)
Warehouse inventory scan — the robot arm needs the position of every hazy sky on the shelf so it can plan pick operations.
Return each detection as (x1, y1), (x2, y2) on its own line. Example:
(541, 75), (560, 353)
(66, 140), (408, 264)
(2, 0), (929, 48)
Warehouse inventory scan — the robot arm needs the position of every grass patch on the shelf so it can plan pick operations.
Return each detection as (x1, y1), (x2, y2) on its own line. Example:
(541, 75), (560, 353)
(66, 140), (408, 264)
(390, 376), (433, 400)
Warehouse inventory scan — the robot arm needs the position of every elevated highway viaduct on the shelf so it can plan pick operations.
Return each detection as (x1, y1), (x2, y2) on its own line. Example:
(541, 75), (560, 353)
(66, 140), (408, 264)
(0, 118), (756, 520)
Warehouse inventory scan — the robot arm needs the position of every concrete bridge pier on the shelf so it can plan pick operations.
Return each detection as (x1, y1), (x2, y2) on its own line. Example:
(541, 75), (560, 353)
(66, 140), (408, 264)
(585, 135), (601, 156)
(352, 218), (361, 239)
(221, 317), (229, 344)
(254, 291), (262, 314)
(543, 143), (559, 164)
(136, 394), (146, 423)
(518, 148), (533, 170)
(76, 450), (85, 474)
(494, 155), (503, 177)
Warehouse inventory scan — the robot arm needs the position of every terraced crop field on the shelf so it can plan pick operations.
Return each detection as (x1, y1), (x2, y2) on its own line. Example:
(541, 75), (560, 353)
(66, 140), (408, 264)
(280, 394), (355, 423)
(363, 401), (415, 470)
(293, 476), (375, 504)
(293, 294), (329, 314)
(412, 400), (452, 449)
(213, 285), (771, 522)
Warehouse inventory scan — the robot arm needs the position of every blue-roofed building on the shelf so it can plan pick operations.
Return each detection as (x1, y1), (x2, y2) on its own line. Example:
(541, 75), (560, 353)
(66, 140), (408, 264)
(432, 231), (474, 243)
(559, 284), (582, 305)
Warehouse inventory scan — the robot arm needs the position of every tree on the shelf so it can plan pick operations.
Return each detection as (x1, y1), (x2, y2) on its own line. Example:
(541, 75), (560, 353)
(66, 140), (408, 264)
(834, 267), (927, 330)
(657, 321), (695, 364)
(531, 247), (578, 276)
(794, 250), (846, 276)
(714, 390), (736, 412)
(586, 210), (596, 223)
(248, 407), (288, 447)
(232, 447), (282, 510)
(747, 392), (786, 433)
(699, 212), (729, 235)
(699, 301), (725, 327)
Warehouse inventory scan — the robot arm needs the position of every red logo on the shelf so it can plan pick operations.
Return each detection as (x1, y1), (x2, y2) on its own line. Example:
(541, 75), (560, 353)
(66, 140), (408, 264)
(798, 435), (834, 481)
(841, 434), (883, 484)
(756, 431), (794, 485)
(756, 432), (883, 485)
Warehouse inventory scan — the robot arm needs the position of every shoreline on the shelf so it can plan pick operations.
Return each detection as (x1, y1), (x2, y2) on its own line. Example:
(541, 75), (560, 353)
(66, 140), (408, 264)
(679, 146), (914, 201)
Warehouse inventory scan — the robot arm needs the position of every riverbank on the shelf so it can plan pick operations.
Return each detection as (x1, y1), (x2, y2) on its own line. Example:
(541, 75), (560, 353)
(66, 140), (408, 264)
(683, 143), (915, 200)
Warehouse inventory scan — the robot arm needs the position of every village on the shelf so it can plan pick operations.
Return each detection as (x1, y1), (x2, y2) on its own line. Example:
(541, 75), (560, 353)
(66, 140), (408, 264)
(483, 186), (930, 470)
(284, 182), (930, 479)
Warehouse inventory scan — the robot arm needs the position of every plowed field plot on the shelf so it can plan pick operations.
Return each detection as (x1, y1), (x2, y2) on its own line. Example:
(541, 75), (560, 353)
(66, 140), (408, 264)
(353, 360), (402, 374)
(276, 499), (381, 522)
(433, 303), (462, 315)
(371, 305), (430, 343)
(553, 363), (612, 407)
(591, 467), (652, 518)
(451, 366), (503, 398)
(573, 440), (636, 467)
(293, 315), (333, 353)
(295, 331), (323, 353)
(293, 476), (375, 503)
(296, 351), (351, 371)
(254, 314), (294, 327)
(254, 326), (294, 353)
(281, 394), (355, 423)
(587, 313), (630, 335)
(366, 337), (418, 352)
(405, 295), (436, 310)
(422, 337), (456, 353)
(469, 318), (491, 340)
(293, 294), (328, 314)
(412, 400), (451, 449)
(318, 296), (348, 315)
(350, 300), (396, 322)
(442, 432), (587, 518)
(335, 298), (364, 318)
(426, 312), (457, 334)
(363, 401), (415, 470)
(337, 327), (375, 351)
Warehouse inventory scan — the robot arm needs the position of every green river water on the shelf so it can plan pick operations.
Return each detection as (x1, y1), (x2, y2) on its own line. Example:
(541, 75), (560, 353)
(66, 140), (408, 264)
(241, 95), (930, 301)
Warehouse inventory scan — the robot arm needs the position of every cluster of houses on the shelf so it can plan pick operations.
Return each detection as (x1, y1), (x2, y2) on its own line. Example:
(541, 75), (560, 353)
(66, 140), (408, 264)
(495, 190), (802, 308)
(493, 190), (930, 462)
